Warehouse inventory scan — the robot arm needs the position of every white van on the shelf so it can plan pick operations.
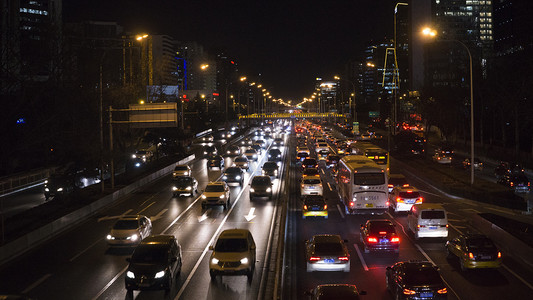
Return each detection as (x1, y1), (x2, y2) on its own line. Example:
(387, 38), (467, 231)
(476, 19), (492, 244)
(407, 203), (448, 239)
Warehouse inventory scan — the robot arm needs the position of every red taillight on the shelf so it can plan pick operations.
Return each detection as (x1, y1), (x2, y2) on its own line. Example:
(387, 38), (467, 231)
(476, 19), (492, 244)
(416, 197), (423, 204)
(396, 197), (404, 203)
(402, 184), (409, 187)
(391, 237), (400, 243)
(309, 256), (320, 261)
(388, 184), (393, 188)
(403, 288), (416, 295)
(468, 252), (474, 259)
(386, 201), (390, 206)
(379, 231), (387, 235)
(303, 205), (307, 210)
(350, 202), (355, 207)
(510, 182), (514, 187)
(338, 256), (349, 261)
(438, 288), (447, 294)
(498, 252), (502, 258)
(324, 205), (328, 210)
(367, 237), (378, 243)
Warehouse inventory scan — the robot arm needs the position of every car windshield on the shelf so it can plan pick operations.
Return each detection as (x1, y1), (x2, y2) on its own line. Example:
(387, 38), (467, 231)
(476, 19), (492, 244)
(263, 162), (277, 169)
(235, 157), (247, 162)
(245, 150), (256, 154)
(328, 156), (340, 161)
(318, 286), (360, 300)
(174, 166), (188, 171)
(303, 178), (321, 185)
(225, 168), (241, 174)
(399, 191), (420, 198)
(206, 146), (216, 151)
(421, 210), (445, 219)
(297, 152), (309, 157)
(113, 219), (139, 230)
(131, 245), (168, 263)
(252, 177), (271, 185)
(315, 242), (343, 254)
(404, 266), (443, 285)
(466, 237), (497, 250)
(205, 185), (224, 192)
(174, 177), (193, 184)
(215, 238), (248, 252)
(303, 159), (317, 165)
(269, 149), (281, 155)
(354, 173), (385, 185)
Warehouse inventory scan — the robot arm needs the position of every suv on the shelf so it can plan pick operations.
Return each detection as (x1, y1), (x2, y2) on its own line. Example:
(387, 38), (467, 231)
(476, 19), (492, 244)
(125, 235), (182, 295)
(203, 145), (218, 157)
(107, 215), (152, 246)
(209, 229), (256, 281)
(44, 173), (76, 200)
(207, 155), (224, 170)
(172, 176), (198, 197)
(249, 175), (273, 200)
(262, 161), (280, 178)
(223, 167), (245, 186)
(201, 182), (231, 209)
(389, 186), (423, 214)
(172, 164), (191, 178)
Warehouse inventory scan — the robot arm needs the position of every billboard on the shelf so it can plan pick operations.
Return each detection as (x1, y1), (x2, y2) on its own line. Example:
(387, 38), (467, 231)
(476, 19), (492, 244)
(129, 103), (178, 128)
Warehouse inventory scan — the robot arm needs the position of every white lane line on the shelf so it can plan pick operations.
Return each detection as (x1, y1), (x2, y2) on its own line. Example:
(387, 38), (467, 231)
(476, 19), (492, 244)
(503, 265), (533, 291)
(161, 196), (202, 234)
(327, 182), (333, 191)
(97, 209), (133, 222)
(91, 265), (128, 300)
(70, 238), (104, 262)
(137, 201), (155, 214)
(321, 169), (325, 175)
(150, 208), (168, 222)
(336, 204), (345, 219)
(22, 273), (52, 294)
(353, 244), (369, 271)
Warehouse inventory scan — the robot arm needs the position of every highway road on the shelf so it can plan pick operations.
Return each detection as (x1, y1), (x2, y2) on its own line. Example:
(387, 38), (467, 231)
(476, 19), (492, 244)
(1, 123), (533, 300)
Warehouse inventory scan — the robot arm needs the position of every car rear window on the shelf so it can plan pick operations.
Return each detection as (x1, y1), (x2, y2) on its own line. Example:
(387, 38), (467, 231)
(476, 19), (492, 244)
(354, 173), (385, 185)
(315, 242), (343, 254)
(421, 210), (445, 219)
(235, 157), (247, 162)
(404, 266), (442, 285)
(215, 238), (248, 252)
(466, 237), (497, 250)
(174, 177), (193, 184)
(225, 168), (241, 174)
(303, 178), (321, 185)
(399, 191), (420, 198)
(317, 286), (360, 300)
(263, 162), (277, 168)
(368, 222), (395, 233)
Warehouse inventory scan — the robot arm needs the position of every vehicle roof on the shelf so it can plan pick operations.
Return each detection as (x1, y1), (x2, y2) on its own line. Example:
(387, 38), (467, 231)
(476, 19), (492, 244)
(412, 203), (445, 210)
(207, 181), (226, 186)
(219, 229), (250, 238)
(118, 215), (145, 221)
(396, 186), (419, 192)
(140, 235), (176, 245)
(312, 234), (342, 243)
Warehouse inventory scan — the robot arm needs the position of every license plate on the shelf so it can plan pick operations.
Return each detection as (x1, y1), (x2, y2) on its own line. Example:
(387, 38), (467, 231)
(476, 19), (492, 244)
(365, 196), (378, 201)
(308, 186), (315, 189)
(365, 203), (374, 208)
(380, 238), (389, 243)
(406, 199), (415, 204)
(429, 226), (437, 230)
(324, 259), (334, 263)
(420, 292), (433, 298)
(481, 255), (492, 260)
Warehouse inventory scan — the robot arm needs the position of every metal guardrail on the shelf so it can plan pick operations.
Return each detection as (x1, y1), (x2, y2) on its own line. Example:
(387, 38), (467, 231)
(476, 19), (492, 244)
(0, 168), (56, 197)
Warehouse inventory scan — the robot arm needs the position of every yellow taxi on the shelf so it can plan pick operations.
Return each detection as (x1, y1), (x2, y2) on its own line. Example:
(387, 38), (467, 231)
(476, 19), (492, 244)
(446, 233), (502, 271)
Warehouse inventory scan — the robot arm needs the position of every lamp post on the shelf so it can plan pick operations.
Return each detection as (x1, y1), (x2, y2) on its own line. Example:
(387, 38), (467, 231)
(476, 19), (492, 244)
(422, 27), (475, 185)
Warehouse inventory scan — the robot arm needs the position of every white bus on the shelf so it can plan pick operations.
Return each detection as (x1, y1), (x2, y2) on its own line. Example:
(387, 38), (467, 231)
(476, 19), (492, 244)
(336, 155), (389, 215)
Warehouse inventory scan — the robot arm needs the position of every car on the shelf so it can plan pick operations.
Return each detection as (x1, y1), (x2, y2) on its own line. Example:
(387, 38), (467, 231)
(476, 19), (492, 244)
(132, 149), (153, 162)
(385, 261), (448, 300)
(317, 149), (330, 161)
(207, 155), (224, 170)
(125, 235), (182, 295)
(297, 151), (310, 162)
(407, 203), (448, 239)
(316, 143), (329, 152)
(199, 134), (214, 142)
(225, 145), (241, 157)
(388, 173), (409, 192)
(267, 148), (282, 161)
(43, 173), (76, 200)
(432, 151), (452, 164)
(240, 138), (253, 146)
(262, 161), (280, 178)
(272, 137), (284, 147)
(233, 156), (250, 170)
(209, 229), (256, 281)
(389, 186), (423, 214)
(251, 144), (263, 155)
(306, 284), (366, 300)
(223, 166), (245, 186)
(302, 167), (320, 177)
(325, 155), (340, 168)
(201, 182), (231, 209)
(297, 146), (310, 155)
(254, 139), (266, 149)
(462, 158), (483, 171)
(107, 215), (152, 246)
(302, 195), (328, 219)
(494, 161), (510, 180)
(360, 219), (400, 253)
(305, 234), (350, 272)
(249, 175), (273, 200)
(361, 134), (372, 141)
(203, 145), (218, 157)
(446, 233), (502, 271)
(497, 173), (530, 193)
(172, 176), (198, 196)
(301, 158), (318, 170)
(172, 164), (191, 178)
(264, 133), (273, 141)
(301, 176), (323, 196)
(244, 148), (259, 161)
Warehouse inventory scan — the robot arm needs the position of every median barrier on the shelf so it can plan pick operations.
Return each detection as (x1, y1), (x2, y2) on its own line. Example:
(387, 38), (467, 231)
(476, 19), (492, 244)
(0, 154), (195, 265)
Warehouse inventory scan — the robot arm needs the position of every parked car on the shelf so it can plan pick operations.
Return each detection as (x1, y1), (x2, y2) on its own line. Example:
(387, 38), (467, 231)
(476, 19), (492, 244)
(305, 234), (350, 272)
(125, 235), (182, 295)
(209, 229), (256, 281)
(107, 215), (152, 246)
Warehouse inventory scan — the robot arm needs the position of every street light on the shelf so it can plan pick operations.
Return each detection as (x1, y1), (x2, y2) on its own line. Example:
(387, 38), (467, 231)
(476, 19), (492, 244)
(333, 75), (356, 122)
(422, 27), (475, 185)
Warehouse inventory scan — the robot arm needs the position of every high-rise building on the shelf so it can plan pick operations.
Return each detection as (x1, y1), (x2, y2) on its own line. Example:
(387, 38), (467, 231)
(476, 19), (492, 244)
(493, 0), (533, 57)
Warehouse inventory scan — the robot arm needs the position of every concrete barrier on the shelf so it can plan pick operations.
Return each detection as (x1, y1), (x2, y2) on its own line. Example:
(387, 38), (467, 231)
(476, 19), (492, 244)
(0, 154), (195, 265)
(470, 213), (533, 269)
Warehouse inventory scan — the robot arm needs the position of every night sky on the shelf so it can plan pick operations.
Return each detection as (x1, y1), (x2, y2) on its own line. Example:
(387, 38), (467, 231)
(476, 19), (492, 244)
(64, 0), (395, 100)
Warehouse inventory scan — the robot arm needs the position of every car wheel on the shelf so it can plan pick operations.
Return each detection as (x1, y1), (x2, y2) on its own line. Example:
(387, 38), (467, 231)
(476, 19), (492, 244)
(209, 270), (216, 280)
(247, 269), (253, 282)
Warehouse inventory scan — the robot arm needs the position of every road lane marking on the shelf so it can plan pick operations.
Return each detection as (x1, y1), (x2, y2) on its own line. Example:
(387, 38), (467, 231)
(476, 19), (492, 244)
(336, 204), (345, 219)
(97, 209), (133, 222)
(91, 265), (128, 300)
(197, 209), (211, 223)
(150, 208), (168, 222)
(137, 201), (155, 214)
(70, 238), (104, 262)
(503, 265), (533, 290)
(353, 244), (369, 271)
(245, 207), (257, 221)
(327, 182), (333, 191)
(487, 207), (511, 214)
(22, 273), (52, 294)
(161, 196), (202, 234)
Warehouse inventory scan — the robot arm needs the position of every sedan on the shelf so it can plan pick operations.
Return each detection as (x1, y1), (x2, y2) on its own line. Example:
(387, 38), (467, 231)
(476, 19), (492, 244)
(267, 148), (282, 162)
(386, 261), (447, 300)
(262, 161), (280, 178)
(233, 156), (250, 171)
(172, 164), (191, 178)
(106, 215), (152, 246)
(244, 148), (259, 161)
(306, 284), (366, 300)
(389, 186), (423, 214)
(305, 234), (350, 272)
(360, 219), (400, 253)
(301, 158), (318, 170)
(301, 176), (323, 196)
(249, 175), (273, 200)
(446, 233), (502, 271)
(222, 166), (245, 186)
(302, 195), (328, 219)
(172, 176), (198, 197)
(225, 145), (241, 157)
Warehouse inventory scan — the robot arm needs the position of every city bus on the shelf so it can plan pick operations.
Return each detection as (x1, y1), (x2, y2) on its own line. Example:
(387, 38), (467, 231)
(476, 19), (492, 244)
(364, 147), (390, 175)
(336, 155), (389, 215)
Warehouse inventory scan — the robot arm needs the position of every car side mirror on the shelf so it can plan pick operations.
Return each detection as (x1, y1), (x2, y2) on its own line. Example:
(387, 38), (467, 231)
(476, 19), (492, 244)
(209, 245), (214, 250)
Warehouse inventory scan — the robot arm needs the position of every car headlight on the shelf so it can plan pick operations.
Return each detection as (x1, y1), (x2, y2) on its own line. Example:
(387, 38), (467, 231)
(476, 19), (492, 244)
(227, 151), (231, 154)
(253, 155), (257, 158)
(57, 188), (63, 192)
(184, 172), (189, 176)
(223, 176), (227, 179)
(154, 270), (165, 278)
(244, 164), (248, 167)
(132, 154), (136, 159)
(204, 151), (208, 154)
(266, 187), (272, 193)
(236, 176), (241, 180)
(186, 186), (192, 190)
(44, 180), (48, 184)
(172, 186), (178, 191)
(274, 170), (278, 174)
(211, 258), (219, 264)
(129, 234), (138, 241)
(135, 163), (141, 167)
(240, 257), (249, 264)
(126, 271), (135, 279)
(262, 170), (266, 175)
(219, 195), (225, 199)
(250, 188), (255, 193)
(44, 188), (49, 192)
(106, 234), (113, 240)
(202, 195), (207, 199)
(268, 155), (271, 158)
